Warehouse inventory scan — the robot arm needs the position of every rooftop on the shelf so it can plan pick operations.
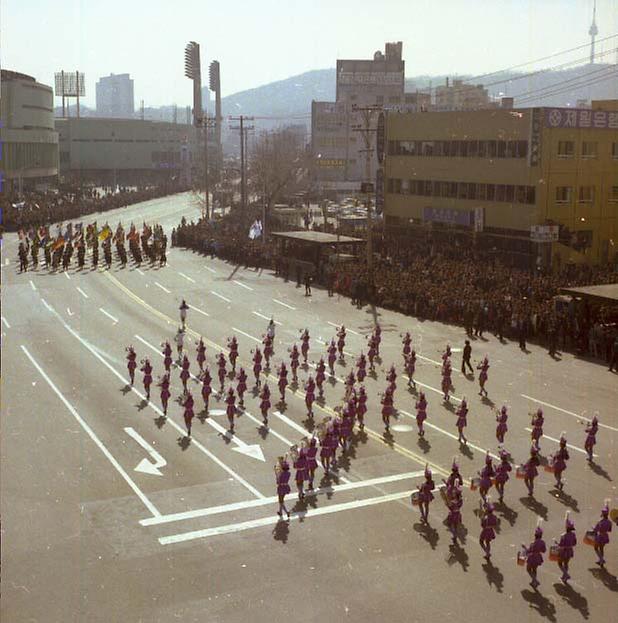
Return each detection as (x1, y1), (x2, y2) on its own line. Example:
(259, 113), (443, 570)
(271, 231), (364, 245)
(560, 283), (618, 304)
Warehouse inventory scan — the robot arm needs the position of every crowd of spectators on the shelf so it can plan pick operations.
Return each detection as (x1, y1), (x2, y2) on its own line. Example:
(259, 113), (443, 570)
(172, 209), (618, 365)
(1, 183), (186, 233)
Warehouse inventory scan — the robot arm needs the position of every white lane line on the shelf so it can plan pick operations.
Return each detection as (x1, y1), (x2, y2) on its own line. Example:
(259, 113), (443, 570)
(21, 345), (161, 518)
(398, 409), (498, 460)
(64, 272), (71, 280)
(179, 272), (196, 283)
(211, 290), (231, 303)
(142, 470), (424, 527)
(136, 268), (145, 276)
(76, 286), (89, 299)
(205, 266), (216, 274)
(99, 308), (119, 324)
(159, 490), (414, 544)
(41, 298), (55, 312)
(327, 321), (360, 336)
(155, 282), (171, 294)
(253, 311), (282, 325)
(240, 409), (294, 447)
(233, 280), (253, 291)
(38, 303), (266, 500)
(67, 307), (74, 317)
(272, 298), (295, 310)
(524, 428), (592, 456)
(29, 280), (37, 291)
(188, 303), (209, 318)
(135, 334), (161, 355)
(1, 316), (11, 329)
(232, 327), (261, 343)
(521, 394), (618, 433)
(4, 258), (8, 266)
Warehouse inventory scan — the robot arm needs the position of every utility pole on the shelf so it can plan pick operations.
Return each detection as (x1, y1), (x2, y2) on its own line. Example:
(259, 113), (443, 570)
(229, 115), (254, 210)
(198, 114), (216, 219)
(352, 105), (381, 289)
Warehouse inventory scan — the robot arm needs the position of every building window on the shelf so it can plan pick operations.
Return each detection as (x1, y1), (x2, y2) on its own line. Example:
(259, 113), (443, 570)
(496, 185), (506, 201)
(526, 187), (536, 204)
(516, 141), (528, 158)
(477, 183), (487, 200)
(421, 141), (434, 156)
(497, 141), (507, 158)
(468, 140), (479, 157)
(609, 186), (618, 203)
(486, 184), (495, 200)
(376, 95), (383, 105)
(612, 143), (618, 159)
(468, 182), (477, 200)
(581, 141), (598, 158)
(557, 141), (575, 158)
(388, 96), (400, 104)
(505, 184), (515, 202)
(555, 186), (572, 203)
(578, 186), (594, 203)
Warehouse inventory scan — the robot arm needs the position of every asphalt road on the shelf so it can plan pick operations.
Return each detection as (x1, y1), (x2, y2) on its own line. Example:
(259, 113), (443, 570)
(2, 192), (616, 623)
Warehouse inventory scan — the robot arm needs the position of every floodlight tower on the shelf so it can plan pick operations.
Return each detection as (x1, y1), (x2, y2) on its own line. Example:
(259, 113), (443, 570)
(184, 41), (202, 126)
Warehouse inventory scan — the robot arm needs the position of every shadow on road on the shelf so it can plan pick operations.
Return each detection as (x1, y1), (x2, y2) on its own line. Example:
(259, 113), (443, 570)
(520, 589), (557, 622)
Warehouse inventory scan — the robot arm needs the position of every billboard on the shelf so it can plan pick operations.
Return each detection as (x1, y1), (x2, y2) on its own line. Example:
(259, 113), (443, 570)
(530, 225), (560, 242)
(55, 72), (86, 97)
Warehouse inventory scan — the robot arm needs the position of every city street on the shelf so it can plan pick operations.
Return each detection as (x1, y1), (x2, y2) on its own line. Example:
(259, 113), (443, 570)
(2, 192), (616, 623)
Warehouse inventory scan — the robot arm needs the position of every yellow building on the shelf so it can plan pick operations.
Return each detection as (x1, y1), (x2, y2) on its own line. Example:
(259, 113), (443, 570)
(383, 100), (618, 267)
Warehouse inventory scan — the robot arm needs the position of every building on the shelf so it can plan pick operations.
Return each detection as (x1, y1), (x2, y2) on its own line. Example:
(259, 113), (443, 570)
(434, 78), (491, 111)
(0, 69), (59, 192)
(56, 117), (201, 186)
(383, 101), (618, 267)
(311, 42), (408, 197)
(95, 73), (135, 118)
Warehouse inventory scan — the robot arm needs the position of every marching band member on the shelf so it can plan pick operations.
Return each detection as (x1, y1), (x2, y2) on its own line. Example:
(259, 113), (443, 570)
(275, 456), (291, 518)
(477, 355), (490, 397)
(415, 391), (428, 437)
(495, 405), (508, 444)
(584, 414), (599, 462)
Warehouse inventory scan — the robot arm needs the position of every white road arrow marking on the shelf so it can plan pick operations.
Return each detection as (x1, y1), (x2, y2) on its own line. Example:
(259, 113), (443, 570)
(124, 427), (167, 475)
(67, 307), (74, 317)
(202, 416), (265, 461)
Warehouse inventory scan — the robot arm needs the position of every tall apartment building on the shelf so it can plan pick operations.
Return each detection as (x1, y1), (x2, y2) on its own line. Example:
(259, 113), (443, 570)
(383, 100), (618, 267)
(96, 73), (135, 118)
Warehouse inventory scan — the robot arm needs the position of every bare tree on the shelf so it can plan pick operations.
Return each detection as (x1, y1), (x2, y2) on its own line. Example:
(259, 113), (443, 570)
(249, 128), (309, 234)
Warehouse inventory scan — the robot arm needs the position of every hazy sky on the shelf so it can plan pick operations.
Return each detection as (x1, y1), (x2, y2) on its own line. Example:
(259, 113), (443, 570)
(4, 0), (617, 107)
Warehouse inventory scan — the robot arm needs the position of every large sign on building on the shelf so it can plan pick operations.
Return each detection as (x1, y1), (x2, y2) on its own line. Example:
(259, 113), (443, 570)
(337, 71), (404, 87)
(544, 108), (618, 129)
(423, 207), (473, 227)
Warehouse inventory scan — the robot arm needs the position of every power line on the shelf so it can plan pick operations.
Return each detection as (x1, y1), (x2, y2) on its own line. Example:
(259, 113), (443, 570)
(464, 33), (618, 83)
(515, 67), (617, 104)
(512, 63), (616, 101)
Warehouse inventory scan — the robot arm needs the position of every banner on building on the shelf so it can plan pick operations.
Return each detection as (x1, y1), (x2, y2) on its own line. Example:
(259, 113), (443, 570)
(423, 207), (473, 227)
(375, 168), (384, 214)
(376, 112), (385, 164)
(474, 207), (484, 232)
(530, 225), (559, 242)
(528, 108), (542, 167)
